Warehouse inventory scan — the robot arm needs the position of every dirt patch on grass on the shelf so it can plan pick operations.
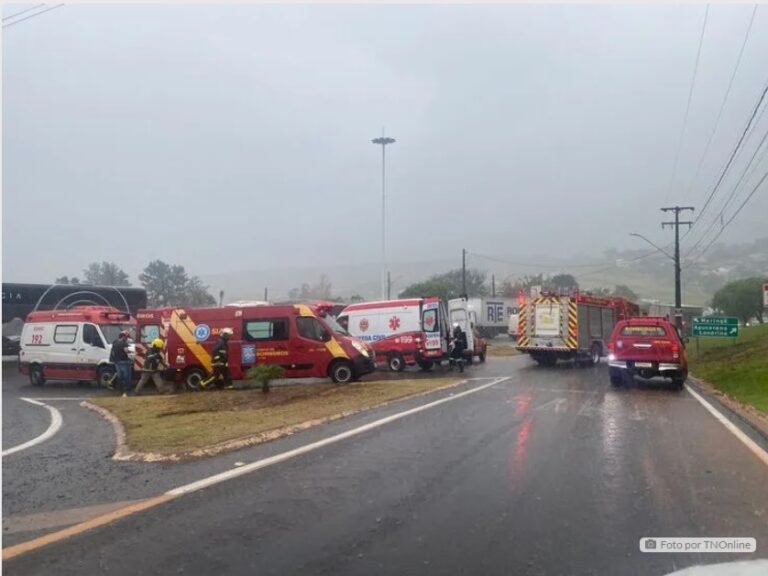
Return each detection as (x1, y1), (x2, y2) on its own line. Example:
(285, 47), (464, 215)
(91, 378), (461, 460)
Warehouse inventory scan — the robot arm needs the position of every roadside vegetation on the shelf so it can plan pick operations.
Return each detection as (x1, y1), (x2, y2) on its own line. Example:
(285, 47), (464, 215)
(689, 323), (768, 414)
(93, 378), (460, 455)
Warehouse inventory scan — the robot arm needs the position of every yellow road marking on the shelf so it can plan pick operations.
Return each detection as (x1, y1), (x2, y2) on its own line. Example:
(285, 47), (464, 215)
(2, 494), (175, 561)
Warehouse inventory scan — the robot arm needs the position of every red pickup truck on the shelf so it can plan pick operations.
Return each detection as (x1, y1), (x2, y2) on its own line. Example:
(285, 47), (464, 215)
(607, 317), (688, 389)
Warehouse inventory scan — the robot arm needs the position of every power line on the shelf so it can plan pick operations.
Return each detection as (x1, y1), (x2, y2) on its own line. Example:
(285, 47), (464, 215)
(667, 4), (709, 202)
(2, 3), (63, 29)
(682, 5), (758, 205)
(468, 252), (614, 269)
(694, 168), (768, 259)
(691, 77), (768, 230)
(2, 4), (45, 21)
(686, 119), (768, 258)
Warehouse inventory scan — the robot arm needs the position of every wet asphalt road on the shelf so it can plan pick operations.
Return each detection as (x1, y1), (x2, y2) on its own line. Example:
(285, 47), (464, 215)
(3, 357), (768, 575)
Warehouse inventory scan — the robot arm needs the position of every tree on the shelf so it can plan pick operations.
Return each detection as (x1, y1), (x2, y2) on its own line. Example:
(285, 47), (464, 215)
(589, 287), (611, 297)
(550, 274), (579, 291)
(139, 260), (215, 307)
(712, 277), (767, 324)
(288, 275), (334, 301)
(399, 269), (488, 301)
(83, 261), (131, 286)
(349, 294), (365, 303)
(55, 276), (80, 285)
(612, 284), (639, 301)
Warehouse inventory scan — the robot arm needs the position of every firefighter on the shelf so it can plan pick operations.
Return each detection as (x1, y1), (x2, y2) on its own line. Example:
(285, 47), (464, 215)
(449, 323), (467, 373)
(134, 338), (171, 395)
(204, 327), (234, 390)
(109, 329), (133, 397)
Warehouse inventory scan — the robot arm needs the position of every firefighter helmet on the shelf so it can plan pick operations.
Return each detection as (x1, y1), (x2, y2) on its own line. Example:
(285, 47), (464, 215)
(120, 330), (131, 338)
(151, 338), (165, 349)
(220, 328), (234, 338)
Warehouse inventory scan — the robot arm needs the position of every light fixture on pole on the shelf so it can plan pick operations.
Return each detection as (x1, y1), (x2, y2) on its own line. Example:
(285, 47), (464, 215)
(372, 130), (396, 300)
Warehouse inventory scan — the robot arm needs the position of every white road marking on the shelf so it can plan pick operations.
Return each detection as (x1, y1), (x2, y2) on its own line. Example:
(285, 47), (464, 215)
(167, 376), (510, 497)
(19, 397), (91, 401)
(2, 398), (63, 457)
(686, 384), (768, 468)
(534, 397), (568, 413)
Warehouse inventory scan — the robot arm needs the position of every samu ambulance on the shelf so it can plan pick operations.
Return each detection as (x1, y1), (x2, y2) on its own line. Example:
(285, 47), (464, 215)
(135, 303), (375, 389)
(19, 306), (136, 387)
(336, 297), (454, 371)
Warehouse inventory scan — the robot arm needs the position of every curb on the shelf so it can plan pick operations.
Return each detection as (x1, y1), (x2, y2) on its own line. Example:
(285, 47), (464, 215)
(687, 375), (768, 444)
(82, 378), (470, 463)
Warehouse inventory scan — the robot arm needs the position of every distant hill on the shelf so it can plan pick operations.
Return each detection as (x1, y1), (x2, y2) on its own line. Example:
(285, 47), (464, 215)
(201, 237), (768, 307)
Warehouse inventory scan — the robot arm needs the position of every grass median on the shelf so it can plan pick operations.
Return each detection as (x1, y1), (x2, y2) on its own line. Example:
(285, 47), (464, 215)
(92, 377), (460, 456)
(689, 323), (768, 414)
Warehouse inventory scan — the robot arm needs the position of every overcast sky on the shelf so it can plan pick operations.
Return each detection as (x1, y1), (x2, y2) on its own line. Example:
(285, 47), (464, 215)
(3, 3), (768, 284)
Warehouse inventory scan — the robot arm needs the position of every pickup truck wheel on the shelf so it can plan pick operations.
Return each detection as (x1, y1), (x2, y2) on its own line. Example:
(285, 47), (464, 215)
(388, 353), (405, 372)
(29, 365), (45, 387)
(479, 351), (486, 363)
(184, 367), (207, 391)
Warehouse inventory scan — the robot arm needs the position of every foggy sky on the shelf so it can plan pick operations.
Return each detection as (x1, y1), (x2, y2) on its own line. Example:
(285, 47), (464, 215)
(3, 4), (768, 285)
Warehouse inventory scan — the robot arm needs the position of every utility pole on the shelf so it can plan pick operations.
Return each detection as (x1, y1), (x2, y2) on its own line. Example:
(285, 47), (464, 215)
(264, 287), (268, 302)
(387, 271), (391, 300)
(492, 274), (496, 297)
(462, 248), (467, 296)
(219, 290), (224, 307)
(661, 206), (694, 332)
(372, 130), (396, 300)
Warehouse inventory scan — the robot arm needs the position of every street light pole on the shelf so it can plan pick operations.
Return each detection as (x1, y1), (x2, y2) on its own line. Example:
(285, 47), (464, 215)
(372, 130), (396, 300)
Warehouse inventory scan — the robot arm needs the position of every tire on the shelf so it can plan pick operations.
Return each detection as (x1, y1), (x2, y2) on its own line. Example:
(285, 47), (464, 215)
(184, 367), (207, 391)
(609, 368), (623, 387)
(417, 360), (434, 372)
(466, 354), (474, 366)
(588, 343), (602, 367)
(29, 364), (45, 387)
(672, 370), (687, 390)
(330, 361), (354, 384)
(97, 365), (116, 389)
(388, 353), (405, 372)
(479, 351), (486, 363)
(540, 355), (557, 367)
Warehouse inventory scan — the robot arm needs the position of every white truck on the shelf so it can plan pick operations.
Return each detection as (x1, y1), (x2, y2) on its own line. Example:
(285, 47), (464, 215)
(462, 297), (518, 339)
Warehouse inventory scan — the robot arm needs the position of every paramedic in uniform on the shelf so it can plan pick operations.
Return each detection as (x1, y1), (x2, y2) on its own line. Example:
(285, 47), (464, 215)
(208, 327), (234, 390)
(135, 338), (171, 395)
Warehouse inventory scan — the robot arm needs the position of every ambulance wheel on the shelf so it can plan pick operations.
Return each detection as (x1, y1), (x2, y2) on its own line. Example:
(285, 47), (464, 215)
(417, 360), (434, 372)
(97, 366), (116, 389)
(29, 365), (45, 387)
(388, 353), (405, 372)
(184, 367), (207, 391)
(330, 361), (354, 384)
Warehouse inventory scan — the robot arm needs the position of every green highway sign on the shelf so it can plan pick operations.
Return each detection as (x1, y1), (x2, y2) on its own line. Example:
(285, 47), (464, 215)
(692, 316), (739, 338)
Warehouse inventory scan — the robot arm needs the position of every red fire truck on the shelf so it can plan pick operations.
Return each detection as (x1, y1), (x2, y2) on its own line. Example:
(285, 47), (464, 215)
(336, 297), (452, 371)
(516, 291), (639, 367)
(135, 303), (375, 388)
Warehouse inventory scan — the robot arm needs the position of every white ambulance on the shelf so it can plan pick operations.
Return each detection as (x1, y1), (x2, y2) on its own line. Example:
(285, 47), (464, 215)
(19, 306), (136, 387)
(337, 297), (453, 371)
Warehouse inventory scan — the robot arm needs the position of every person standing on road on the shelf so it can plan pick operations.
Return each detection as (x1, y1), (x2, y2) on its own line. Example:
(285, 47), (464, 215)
(134, 338), (171, 395)
(205, 328), (234, 390)
(449, 323), (467, 372)
(110, 330), (134, 398)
